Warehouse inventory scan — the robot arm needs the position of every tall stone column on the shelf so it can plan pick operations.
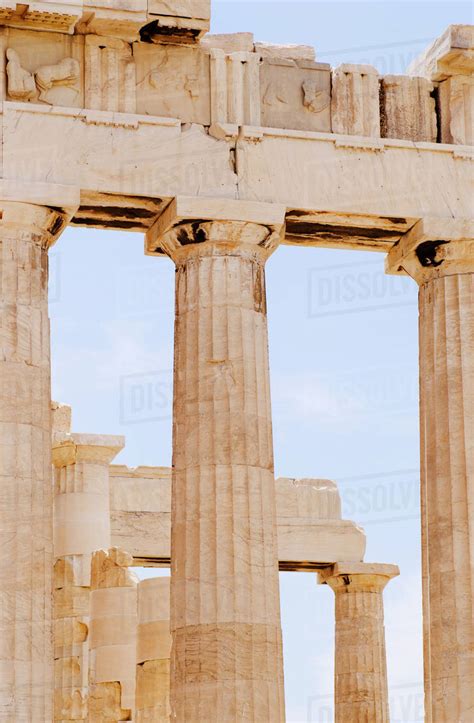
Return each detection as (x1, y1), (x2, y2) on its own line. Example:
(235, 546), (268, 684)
(386, 219), (474, 721)
(146, 198), (287, 722)
(319, 562), (399, 723)
(52, 431), (124, 721)
(0, 201), (68, 721)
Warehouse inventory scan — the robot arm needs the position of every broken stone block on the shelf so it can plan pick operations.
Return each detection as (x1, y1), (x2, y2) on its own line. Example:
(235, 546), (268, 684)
(381, 75), (437, 142)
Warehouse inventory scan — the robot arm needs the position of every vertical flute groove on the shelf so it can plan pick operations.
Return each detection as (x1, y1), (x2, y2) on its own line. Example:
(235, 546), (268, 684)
(170, 244), (285, 722)
(0, 225), (53, 721)
(419, 273), (474, 722)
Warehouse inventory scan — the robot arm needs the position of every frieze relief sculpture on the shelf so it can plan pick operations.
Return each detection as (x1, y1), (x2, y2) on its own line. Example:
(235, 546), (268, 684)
(6, 48), (80, 104)
(5, 49), (37, 100)
(302, 79), (331, 114)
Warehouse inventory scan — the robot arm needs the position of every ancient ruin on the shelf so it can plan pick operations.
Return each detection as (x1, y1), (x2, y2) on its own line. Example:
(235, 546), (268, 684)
(0, 1), (472, 720)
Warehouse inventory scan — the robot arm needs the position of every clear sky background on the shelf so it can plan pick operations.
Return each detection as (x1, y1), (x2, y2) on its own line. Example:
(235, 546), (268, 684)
(50, 3), (473, 721)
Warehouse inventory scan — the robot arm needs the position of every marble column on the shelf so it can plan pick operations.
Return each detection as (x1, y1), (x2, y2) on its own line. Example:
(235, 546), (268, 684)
(52, 432), (124, 721)
(0, 201), (68, 721)
(320, 562), (399, 723)
(88, 548), (139, 722)
(136, 577), (171, 722)
(387, 220), (474, 722)
(146, 198), (287, 722)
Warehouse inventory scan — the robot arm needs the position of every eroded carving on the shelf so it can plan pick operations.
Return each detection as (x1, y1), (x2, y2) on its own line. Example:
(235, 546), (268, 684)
(6, 48), (80, 105)
(135, 44), (210, 124)
(36, 58), (80, 103)
(6, 48), (37, 101)
(302, 79), (331, 114)
(260, 58), (332, 132)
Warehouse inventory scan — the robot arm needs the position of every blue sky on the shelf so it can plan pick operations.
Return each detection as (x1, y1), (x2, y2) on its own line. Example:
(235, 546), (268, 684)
(50, 3), (473, 721)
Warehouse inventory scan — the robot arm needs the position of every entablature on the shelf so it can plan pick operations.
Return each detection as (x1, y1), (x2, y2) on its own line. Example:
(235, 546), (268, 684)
(108, 466), (367, 571)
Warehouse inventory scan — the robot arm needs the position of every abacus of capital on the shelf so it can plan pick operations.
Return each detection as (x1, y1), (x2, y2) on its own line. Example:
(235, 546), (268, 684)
(0, 2), (472, 720)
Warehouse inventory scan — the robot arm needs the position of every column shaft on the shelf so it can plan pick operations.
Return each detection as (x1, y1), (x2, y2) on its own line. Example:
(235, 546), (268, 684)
(419, 273), (474, 721)
(0, 203), (64, 721)
(88, 548), (138, 722)
(52, 432), (124, 722)
(321, 563), (399, 723)
(170, 243), (285, 721)
(334, 587), (388, 721)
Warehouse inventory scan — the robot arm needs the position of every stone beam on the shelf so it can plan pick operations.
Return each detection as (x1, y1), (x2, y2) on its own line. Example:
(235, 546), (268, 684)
(1, 102), (471, 249)
(109, 467), (367, 570)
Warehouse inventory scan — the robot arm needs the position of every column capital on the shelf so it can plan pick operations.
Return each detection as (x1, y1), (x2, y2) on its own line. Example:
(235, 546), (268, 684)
(385, 217), (474, 285)
(52, 433), (125, 467)
(319, 561), (400, 593)
(0, 199), (73, 248)
(145, 196), (287, 263)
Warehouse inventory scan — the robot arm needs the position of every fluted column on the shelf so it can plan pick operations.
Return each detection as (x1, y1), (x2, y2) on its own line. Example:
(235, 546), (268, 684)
(386, 219), (474, 721)
(0, 201), (68, 721)
(320, 562), (399, 723)
(52, 432), (124, 721)
(146, 198), (287, 722)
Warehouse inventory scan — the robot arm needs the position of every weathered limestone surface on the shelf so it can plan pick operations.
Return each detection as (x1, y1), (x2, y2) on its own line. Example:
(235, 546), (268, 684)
(0, 201), (67, 721)
(387, 220), (474, 722)
(2, 28), (84, 107)
(260, 57), (331, 132)
(408, 25), (474, 146)
(408, 24), (474, 82)
(200, 32), (254, 53)
(381, 75), (437, 142)
(236, 131), (473, 242)
(89, 548), (139, 722)
(52, 433), (124, 721)
(110, 465), (172, 563)
(320, 562), (400, 723)
(438, 75), (474, 146)
(109, 467), (366, 567)
(136, 578), (171, 722)
(0, 0), (210, 41)
(331, 64), (380, 137)
(147, 198), (287, 721)
(255, 42), (315, 61)
(135, 43), (211, 124)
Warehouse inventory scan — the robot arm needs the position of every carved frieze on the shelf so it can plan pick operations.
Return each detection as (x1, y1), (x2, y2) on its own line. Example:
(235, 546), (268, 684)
(260, 57), (331, 132)
(134, 42), (210, 124)
(3, 29), (83, 106)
